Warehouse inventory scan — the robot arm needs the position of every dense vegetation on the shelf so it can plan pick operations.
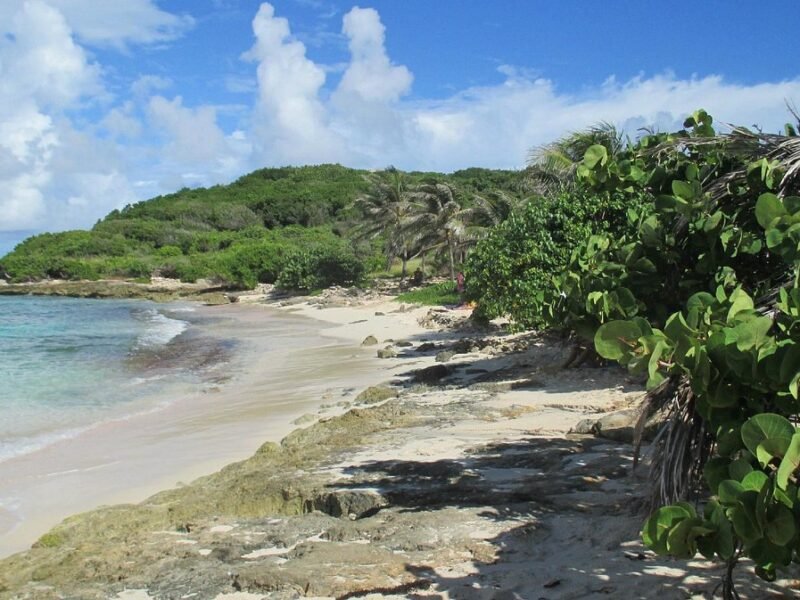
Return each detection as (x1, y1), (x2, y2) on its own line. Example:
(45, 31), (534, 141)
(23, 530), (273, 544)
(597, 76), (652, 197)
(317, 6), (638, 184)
(464, 110), (800, 595)
(0, 165), (521, 290)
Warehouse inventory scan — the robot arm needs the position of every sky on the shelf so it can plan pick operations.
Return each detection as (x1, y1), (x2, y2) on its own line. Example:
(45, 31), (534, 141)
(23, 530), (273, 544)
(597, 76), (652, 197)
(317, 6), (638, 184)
(1, 0), (799, 255)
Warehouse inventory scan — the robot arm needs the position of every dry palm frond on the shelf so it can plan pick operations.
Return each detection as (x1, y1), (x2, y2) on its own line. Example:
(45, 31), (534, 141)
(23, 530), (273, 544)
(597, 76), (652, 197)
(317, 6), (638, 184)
(633, 376), (712, 509)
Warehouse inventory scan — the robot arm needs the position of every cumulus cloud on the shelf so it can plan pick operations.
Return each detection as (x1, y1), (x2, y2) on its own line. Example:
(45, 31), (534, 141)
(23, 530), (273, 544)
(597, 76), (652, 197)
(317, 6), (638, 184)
(0, 0), (188, 235)
(1, 0), (102, 108)
(243, 2), (341, 164)
(336, 7), (412, 103)
(0, 0), (193, 48)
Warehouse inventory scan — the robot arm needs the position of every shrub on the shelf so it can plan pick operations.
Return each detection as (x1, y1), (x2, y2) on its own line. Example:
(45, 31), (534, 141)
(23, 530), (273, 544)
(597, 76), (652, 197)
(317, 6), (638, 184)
(464, 188), (640, 329)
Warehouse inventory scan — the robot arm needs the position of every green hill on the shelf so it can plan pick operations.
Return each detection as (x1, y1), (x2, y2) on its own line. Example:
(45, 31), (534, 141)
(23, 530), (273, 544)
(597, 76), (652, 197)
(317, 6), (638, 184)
(0, 164), (521, 289)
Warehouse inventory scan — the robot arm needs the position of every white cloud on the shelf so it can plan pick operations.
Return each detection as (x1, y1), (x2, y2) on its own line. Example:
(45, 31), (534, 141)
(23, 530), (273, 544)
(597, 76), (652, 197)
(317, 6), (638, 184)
(131, 74), (172, 98)
(244, 2), (341, 164)
(0, 0), (187, 235)
(336, 7), (412, 103)
(101, 102), (142, 139)
(148, 96), (230, 165)
(145, 96), (251, 191)
(1, 0), (102, 109)
(0, 0), (193, 48)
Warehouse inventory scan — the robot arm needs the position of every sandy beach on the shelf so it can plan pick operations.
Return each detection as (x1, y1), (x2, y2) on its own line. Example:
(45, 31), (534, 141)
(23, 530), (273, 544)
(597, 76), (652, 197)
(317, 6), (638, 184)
(1, 290), (798, 599)
(0, 299), (431, 558)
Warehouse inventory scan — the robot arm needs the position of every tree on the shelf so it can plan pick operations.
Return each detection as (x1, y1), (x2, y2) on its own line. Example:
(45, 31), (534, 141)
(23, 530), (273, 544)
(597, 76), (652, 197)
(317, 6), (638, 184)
(353, 168), (414, 278)
(525, 122), (624, 194)
(470, 189), (526, 227)
(406, 181), (482, 281)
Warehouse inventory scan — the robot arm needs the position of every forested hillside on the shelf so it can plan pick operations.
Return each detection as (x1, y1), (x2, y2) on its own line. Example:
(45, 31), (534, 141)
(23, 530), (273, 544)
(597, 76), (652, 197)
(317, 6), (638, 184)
(0, 164), (521, 288)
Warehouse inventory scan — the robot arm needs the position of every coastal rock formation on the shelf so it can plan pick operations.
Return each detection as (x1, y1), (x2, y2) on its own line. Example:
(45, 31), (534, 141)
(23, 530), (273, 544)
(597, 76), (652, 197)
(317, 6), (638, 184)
(0, 279), (233, 304)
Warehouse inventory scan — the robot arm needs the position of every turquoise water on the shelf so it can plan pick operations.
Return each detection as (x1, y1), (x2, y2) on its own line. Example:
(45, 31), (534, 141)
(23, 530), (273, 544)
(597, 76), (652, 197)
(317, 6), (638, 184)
(0, 296), (202, 463)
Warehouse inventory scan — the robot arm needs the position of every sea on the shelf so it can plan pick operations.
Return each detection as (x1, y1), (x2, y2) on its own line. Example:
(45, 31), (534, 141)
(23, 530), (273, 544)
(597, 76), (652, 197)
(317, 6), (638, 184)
(0, 295), (230, 466)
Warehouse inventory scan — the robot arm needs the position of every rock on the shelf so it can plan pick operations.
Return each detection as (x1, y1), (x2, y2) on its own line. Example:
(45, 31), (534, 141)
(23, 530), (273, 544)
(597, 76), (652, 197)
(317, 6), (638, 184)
(396, 341), (413, 347)
(377, 347), (397, 359)
(415, 342), (439, 352)
(435, 350), (456, 363)
(571, 408), (647, 443)
(354, 386), (398, 405)
(307, 490), (387, 519)
(374, 311), (385, 316)
(361, 335), (378, 346)
(413, 364), (450, 384)
(572, 418), (598, 435)
(293, 413), (318, 426)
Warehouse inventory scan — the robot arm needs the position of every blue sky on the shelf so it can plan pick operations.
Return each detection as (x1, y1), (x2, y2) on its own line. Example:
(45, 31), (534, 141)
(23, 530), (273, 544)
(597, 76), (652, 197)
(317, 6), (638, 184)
(1, 0), (799, 255)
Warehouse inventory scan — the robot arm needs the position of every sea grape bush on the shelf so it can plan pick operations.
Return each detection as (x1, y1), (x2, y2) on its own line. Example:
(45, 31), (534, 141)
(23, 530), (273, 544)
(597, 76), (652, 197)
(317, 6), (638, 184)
(464, 188), (641, 330)
(579, 112), (800, 589)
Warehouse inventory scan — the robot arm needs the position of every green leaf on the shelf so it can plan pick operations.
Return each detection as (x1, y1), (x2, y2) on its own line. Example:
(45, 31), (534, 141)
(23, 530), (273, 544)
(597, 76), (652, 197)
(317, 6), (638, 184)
(791, 372), (800, 399)
(785, 195), (800, 214)
(594, 320), (641, 360)
(666, 517), (705, 558)
(779, 344), (800, 385)
(756, 438), (790, 468)
(727, 288), (754, 323)
(733, 316), (773, 351)
(755, 193), (786, 229)
(716, 424), (743, 457)
(741, 413), (795, 456)
(777, 432), (800, 490)
(765, 505), (796, 546)
(729, 492), (762, 542)
(728, 458), (753, 481)
(718, 479), (744, 505)
(741, 471), (769, 492)
(641, 505), (694, 555)
(672, 180), (696, 201)
(583, 144), (608, 169)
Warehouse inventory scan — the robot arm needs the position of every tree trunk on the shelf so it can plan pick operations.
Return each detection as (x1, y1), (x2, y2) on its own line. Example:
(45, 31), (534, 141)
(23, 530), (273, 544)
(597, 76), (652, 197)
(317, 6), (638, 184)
(401, 246), (408, 279)
(447, 234), (456, 281)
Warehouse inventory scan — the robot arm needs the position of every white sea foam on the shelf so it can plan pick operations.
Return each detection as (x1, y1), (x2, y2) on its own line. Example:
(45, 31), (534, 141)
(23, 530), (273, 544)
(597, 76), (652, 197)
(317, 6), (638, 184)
(133, 309), (189, 350)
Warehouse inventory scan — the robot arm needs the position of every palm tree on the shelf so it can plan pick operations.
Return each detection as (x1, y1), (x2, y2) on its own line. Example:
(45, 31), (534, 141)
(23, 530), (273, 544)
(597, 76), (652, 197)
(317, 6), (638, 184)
(470, 189), (526, 227)
(353, 168), (414, 278)
(525, 122), (624, 193)
(406, 181), (481, 281)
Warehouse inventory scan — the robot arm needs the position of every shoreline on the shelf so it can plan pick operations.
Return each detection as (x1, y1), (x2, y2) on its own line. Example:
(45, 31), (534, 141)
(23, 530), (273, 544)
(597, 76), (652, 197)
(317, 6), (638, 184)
(0, 296), (431, 558)
(1, 289), (797, 598)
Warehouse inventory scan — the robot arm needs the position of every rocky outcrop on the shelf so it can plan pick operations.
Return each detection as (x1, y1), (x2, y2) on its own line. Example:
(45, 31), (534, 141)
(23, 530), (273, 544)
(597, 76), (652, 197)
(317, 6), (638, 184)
(0, 279), (234, 304)
(354, 386), (398, 404)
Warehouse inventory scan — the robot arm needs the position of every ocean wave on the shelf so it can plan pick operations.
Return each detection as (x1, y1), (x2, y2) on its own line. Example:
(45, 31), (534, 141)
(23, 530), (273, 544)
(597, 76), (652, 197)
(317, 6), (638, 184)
(132, 308), (189, 351)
